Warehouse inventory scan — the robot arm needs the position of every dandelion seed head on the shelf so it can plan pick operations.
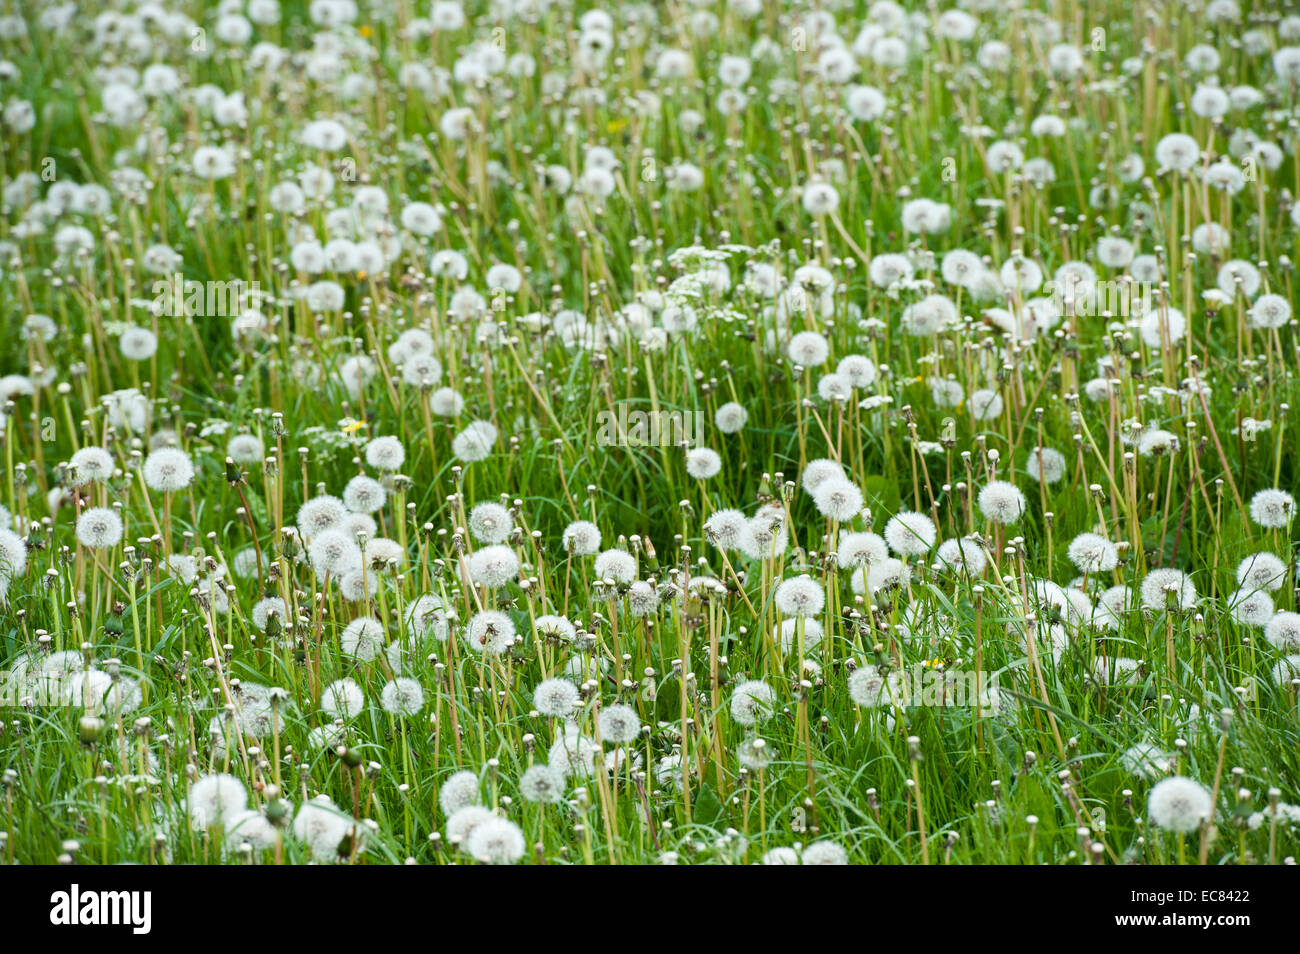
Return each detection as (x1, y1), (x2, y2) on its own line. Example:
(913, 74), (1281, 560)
(774, 575), (825, 618)
(685, 447), (722, 479)
(1067, 533), (1119, 574)
(978, 480), (1025, 525)
(837, 531), (888, 569)
(321, 678), (365, 719)
(467, 544), (520, 588)
(1147, 776), (1213, 832)
(67, 446), (115, 486)
(884, 510), (936, 556)
(1249, 488), (1294, 528)
(519, 763), (566, 803)
(1265, 612), (1300, 652)
(364, 435), (406, 472)
(298, 495), (347, 540)
(533, 677), (580, 717)
(562, 520), (602, 556)
(463, 609), (516, 654)
(309, 528), (362, 577)
(801, 840), (849, 865)
(1140, 568), (1198, 612)
(597, 703), (640, 743)
(142, 447), (194, 492)
(468, 502), (513, 543)
(1236, 552), (1286, 593)
(339, 616), (385, 662)
(787, 330), (830, 367)
(935, 536), (988, 575)
(76, 507), (123, 549)
(1228, 588), (1273, 628)
(812, 477), (864, 522)
(380, 677), (425, 716)
(593, 548), (637, 583)
(730, 680), (776, 726)
(1025, 447), (1067, 484)
(293, 796), (351, 858)
(189, 773), (248, 830)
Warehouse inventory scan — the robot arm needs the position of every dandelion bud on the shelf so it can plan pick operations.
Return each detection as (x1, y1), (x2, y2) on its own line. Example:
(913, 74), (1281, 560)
(78, 716), (104, 745)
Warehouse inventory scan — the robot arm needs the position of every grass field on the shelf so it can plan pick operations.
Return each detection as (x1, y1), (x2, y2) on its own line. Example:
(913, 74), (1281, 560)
(1, 0), (1299, 865)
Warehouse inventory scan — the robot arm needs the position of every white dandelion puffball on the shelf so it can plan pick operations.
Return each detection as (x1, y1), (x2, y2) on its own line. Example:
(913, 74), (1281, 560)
(68, 446), (115, 486)
(1236, 552), (1286, 592)
(935, 537), (988, 575)
(76, 507), (124, 549)
(297, 495), (347, 540)
(0, 528), (28, 579)
(787, 330), (830, 367)
(533, 678), (580, 717)
(321, 679), (365, 719)
(468, 502), (514, 543)
(774, 617), (824, 654)
(685, 447), (722, 479)
(593, 548), (637, 583)
(1067, 533), (1119, 574)
(715, 401), (748, 434)
(364, 435), (406, 472)
(188, 773), (248, 830)
(801, 840), (849, 865)
(1025, 447), (1067, 484)
(837, 531), (888, 570)
(309, 528), (362, 577)
(801, 181), (839, 216)
(465, 816), (526, 864)
(1265, 612), (1300, 652)
(467, 544), (520, 588)
(1139, 568), (1198, 611)
(977, 480), (1026, 525)
(848, 665), (901, 707)
(519, 764), (566, 804)
(1249, 489), (1294, 528)
(705, 508), (748, 551)
(597, 703), (640, 743)
(294, 796), (352, 858)
(463, 609), (516, 654)
(802, 458), (846, 493)
(452, 420), (498, 462)
(774, 575), (825, 618)
(1139, 306), (1187, 349)
(1147, 776), (1213, 833)
(380, 677), (425, 716)
(1227, 588), (1273, 628)
(1271, 655), (1300, 689)
(405, 595), (449, 643)
(884, 510), (937, 556)
(227, 434), (265, 466)
(142, 447), (195, 492)
(813, 477), (864, 522)
(969, 389), (1003, 422)
(562, 520), (602, 556)
(730, 680), (776, 726)
(343, 475), (386, 514)
(439, 771), (482, 816)
(119, 326), (158, 360)
(340, 616), (385, 662)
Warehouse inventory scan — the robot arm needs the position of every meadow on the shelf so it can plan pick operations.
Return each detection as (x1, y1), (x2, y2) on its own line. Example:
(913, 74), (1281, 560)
(0, 0), (1298, 865)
